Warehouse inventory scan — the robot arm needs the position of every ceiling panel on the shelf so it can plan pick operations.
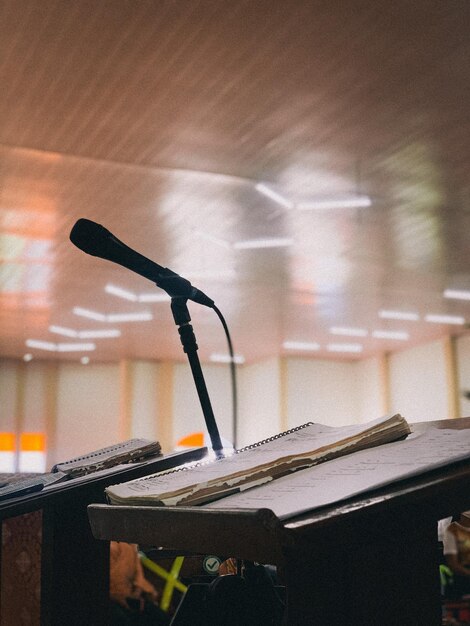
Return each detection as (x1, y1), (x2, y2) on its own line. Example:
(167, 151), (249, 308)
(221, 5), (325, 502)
(0, 0), (469, 364)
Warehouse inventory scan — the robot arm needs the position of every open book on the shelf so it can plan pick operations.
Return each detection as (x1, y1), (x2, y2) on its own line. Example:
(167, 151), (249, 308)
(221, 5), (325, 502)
(205, 425), (470, 519)
(105, 413), (410, 506)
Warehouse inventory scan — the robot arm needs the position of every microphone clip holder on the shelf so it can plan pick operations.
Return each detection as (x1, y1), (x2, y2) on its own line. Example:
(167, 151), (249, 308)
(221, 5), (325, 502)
(170, 297), (224, 457)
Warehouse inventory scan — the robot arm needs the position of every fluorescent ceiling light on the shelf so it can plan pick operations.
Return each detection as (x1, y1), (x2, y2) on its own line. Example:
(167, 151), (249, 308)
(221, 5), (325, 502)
(183, 270), (237, 281)
(330, 327), (368, 337)
(26, 339), (96, 352)
(137, 293), (171, 303)
(26, 339), (56, 351)
(106, 283), (170, 303)
(196, 228), (293, 252)
(49, 325), (78, 338)
(49, 325), (120, 339)
(297, 195), (372, 210)
(210, 353), (246, 364)
(443, 289), (470, 301)
(107, 312), (153, 322)
(424, 314), (465, 325)
(56, 343), (96, 352)
(283, 341), (320, 351)
(105, 284), (137, 301)
(73, 307), (106, 321)
(78, 329), (121, 338)
(73, 307), (153, 323)
(255, 183), (294, 209)
(372, 330), (409, 341)
(195, 231), (233, 249)
(255, 183), (372, 212)
(379, 310), (420, 321)
(327, 343), (363, 353)
(233, 237), (294, 250)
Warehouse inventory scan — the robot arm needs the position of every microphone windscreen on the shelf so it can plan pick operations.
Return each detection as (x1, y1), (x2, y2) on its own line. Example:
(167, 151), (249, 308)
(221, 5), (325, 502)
(70, 218), (111, 257)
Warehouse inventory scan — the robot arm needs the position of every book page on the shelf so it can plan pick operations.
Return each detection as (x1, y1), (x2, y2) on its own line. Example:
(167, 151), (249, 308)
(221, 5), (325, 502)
(205, 427), (470, 520)
(106, 414), (407, 505)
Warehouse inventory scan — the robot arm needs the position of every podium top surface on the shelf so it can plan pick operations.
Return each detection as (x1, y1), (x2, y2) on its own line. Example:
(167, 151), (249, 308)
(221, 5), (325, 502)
(88, 418), (470, 563)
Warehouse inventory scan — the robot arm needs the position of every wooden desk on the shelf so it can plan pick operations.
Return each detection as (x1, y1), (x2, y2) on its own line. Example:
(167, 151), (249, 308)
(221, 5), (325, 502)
(0, 447), (206, 626)
(88, 419), (470, 626)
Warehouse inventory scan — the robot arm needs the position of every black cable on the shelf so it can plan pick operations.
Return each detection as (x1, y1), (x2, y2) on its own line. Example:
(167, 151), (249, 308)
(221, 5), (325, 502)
(211, 304), (238, 449)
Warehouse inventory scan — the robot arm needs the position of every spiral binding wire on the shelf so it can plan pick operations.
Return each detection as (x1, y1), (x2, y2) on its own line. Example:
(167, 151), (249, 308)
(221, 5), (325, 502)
(135, 423), (314, 481)
(52, 439), (158, 471)
(236, 422), (313, 452)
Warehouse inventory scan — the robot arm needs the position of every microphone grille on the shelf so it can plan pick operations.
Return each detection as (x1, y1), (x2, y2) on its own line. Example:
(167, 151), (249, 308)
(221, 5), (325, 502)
(70, 218), (110, 256)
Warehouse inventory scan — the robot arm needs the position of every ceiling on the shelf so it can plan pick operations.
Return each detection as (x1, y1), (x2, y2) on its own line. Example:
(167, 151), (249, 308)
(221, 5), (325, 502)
(0, 0), (469, 365)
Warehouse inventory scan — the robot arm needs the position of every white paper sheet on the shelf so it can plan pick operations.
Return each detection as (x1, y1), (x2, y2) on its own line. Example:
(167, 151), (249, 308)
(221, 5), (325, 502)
(204, 428), (470, 520)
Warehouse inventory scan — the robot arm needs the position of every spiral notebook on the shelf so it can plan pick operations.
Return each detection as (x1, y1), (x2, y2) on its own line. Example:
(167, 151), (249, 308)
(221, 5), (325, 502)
(105, 413), (410, 507)
(52, 438), (162, 478)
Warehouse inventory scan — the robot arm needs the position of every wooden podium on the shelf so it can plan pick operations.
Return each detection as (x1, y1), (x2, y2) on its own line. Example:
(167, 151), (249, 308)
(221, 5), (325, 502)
(88, 418), (470, 626)
(0, 447), (206, 626)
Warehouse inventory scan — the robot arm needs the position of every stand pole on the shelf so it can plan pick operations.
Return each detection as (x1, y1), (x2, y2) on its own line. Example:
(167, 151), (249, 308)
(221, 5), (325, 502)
(170, 297), (224, 457)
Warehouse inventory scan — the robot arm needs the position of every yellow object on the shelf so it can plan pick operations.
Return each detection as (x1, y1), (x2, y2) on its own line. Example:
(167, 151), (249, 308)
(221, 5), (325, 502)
(139, 553), (187, 612)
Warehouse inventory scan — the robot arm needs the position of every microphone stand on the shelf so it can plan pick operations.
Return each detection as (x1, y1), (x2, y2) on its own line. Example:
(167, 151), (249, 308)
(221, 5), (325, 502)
(170, 296), (224, 458)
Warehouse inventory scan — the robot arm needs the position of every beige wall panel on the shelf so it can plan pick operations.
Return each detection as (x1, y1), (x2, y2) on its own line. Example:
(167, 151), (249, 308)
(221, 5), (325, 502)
(56, 363), (120, 461)
(389, 340), (448, 422)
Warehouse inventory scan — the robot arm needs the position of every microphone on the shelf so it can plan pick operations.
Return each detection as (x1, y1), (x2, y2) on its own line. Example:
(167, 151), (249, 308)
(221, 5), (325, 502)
(69, 218), (214, 307)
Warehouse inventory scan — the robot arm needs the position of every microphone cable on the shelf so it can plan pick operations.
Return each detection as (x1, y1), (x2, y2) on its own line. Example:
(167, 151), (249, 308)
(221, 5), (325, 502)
(211, 304), (238, 449)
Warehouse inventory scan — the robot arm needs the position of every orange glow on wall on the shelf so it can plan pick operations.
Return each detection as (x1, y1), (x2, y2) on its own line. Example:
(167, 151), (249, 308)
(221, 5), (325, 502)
(0, 433), (16, 451)
(176, 432), (204, 448)
(20, 432), (45, 452)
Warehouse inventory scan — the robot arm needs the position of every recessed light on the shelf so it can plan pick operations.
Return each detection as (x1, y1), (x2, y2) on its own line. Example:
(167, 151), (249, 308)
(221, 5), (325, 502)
(372, 330), (409, 341)
(255, 183), (294, 209)
(23, 353), (33, 362)
(327, 343), (363, 353)
(210, 353), (245, 364)
(330, 327), (368, 337)
(80, 356), (90, 365)
(233, 237), (294, 250)
(379, 310), (420, 321)
(443, 289), (470, 301)
(424, 314), (465, 325)
(283, 341), (320, 351)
